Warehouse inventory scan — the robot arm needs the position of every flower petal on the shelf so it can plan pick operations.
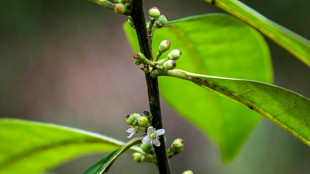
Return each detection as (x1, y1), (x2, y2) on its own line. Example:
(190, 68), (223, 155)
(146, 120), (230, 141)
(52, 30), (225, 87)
(127, 133), (135, 138)
(127, 128), (136, 133)
(147, 126), (154, 134)
(155, 129), (165, 136)
(142, 135), (151, 144)
(153, 138), (161, 147)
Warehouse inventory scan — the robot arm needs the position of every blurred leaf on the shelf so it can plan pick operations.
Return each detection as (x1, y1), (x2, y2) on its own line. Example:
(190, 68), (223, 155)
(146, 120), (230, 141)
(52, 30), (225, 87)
(204, 0), (310, 67)
(0, 119), (130, 174)
(124, 14), (272, 162)
(84, 137), (142, 174)
(156, 69), (310, 148)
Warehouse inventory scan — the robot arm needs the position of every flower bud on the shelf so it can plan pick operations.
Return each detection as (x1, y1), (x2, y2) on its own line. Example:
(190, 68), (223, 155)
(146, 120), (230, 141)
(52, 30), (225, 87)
(114, 3), (126, 14)
(141, 142), (153, 153)
(126, 113), (140, 125)
(183, 170), (194, 174)
(159, 40), (170, 53)
(172, 138), (184, 150)
(168, 49), (182, 60)
(138, 116), (149, 127)
(133, 53), (146, 64)
(175, 147), (184, 154)
(132, 152), (144, 163)
(143, 111), (152, 121)
(148, 7), (160, 18)
(163, 60), (176, 70)
(158, 15), (168, 26)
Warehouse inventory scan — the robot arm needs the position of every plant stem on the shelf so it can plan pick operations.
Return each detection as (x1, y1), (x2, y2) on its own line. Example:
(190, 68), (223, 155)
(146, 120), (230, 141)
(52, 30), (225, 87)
(130, 0), (170, 173)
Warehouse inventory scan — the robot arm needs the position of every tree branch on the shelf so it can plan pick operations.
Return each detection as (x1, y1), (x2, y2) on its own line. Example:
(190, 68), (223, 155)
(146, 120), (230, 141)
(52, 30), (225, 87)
(130, 0), (170, 173)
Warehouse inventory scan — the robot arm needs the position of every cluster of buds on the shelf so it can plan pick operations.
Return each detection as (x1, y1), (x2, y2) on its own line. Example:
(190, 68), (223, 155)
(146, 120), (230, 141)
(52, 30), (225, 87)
(146, 7), (169, 37)
(167, 138), (184, 158)
(126, 112), (166, 164)
(132, 40), (182, 73)
(148, 7), (168, 28)
(112, 0), (131, 15)
(132, 142), (155, 163)
(155, 40), (182, 70)
(125, 111), (153, 138)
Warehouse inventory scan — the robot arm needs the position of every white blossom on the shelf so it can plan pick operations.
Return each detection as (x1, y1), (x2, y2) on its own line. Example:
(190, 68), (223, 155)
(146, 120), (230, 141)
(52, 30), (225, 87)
(127, 127), (139, 138)
(142, 126), (165, 147)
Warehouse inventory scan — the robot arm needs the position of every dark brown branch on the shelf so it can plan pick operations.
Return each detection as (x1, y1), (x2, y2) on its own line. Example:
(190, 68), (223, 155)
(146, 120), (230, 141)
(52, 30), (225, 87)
(130, 0), (170, 173)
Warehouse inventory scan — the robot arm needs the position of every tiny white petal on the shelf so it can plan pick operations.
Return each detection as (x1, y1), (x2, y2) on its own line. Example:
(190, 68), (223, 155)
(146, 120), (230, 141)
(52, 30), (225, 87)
(147, 126), (154, 134)
(155, 129), (165, 136)
(153, 138), (161, 147)
(142, 135), (151, 144)
(127, 128), (136, 133)
(127, 133), (135, 138)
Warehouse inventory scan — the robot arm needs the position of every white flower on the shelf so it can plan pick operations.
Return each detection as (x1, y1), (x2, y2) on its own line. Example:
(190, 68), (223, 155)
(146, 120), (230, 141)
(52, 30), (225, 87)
(127, 127), (139, 138)
(142, 126), (165, 147)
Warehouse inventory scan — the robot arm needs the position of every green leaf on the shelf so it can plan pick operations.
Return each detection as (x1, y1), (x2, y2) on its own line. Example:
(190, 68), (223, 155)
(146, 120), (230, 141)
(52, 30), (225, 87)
(124, 14), (272, 162)
(154, 69), (310, 147)
(0, 119), (133, 174)
(84, 137), (142, 174)
(204, 0), (310, 67)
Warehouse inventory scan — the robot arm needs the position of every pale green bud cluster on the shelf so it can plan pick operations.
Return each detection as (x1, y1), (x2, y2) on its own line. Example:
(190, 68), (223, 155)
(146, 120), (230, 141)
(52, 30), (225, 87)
(125, 112), (152, 128)
(147, 7), (169, 36)
(152, 40), (182, 71)
(167, 138), (184, 158)
(132, 142), (156, 164)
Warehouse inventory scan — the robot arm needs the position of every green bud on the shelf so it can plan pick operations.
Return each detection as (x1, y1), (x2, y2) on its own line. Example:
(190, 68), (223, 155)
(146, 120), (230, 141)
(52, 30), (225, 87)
(143, 111), (152, 121)
(133, 53), (146, 64)
(172, 138), (184, 150)
(159, 40), (170, 53)
(158, 15), (168, 26)
(175, 147), (184, 154)
(138, 116), (149, 127)
(132, 152), (144, 163)
(168, 49), (182, 60)
(148, 7), (160, 18)
(114, 3), (126, 14)
(163, 60), (176, 70)
(141, 142), (153, 153)
(183, 170), (194, 174)
(126, 113), (140, 125)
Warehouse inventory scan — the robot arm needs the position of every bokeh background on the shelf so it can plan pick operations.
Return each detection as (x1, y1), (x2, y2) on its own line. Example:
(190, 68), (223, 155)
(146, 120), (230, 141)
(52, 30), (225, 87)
(1, 0), (310, 173)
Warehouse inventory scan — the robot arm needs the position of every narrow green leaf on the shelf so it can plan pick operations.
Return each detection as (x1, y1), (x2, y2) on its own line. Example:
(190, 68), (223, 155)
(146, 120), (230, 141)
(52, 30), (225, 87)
(204, 0), (310, 67)
(124, 14), (272, 162)
(0, 119), (135, 174)
(154, 69), (310, 147)
(84, 137), (142, 174)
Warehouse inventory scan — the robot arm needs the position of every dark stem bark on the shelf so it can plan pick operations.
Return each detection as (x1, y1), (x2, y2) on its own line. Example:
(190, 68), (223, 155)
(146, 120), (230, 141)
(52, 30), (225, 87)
(130, 0), (170, 173)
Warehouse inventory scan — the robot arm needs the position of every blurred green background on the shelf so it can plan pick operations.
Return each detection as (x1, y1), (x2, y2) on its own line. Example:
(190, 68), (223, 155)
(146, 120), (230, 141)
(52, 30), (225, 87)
(1, 0), (310, 173)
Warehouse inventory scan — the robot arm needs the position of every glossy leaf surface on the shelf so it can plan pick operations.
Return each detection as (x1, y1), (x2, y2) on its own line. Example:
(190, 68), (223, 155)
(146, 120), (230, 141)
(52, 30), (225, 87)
(204, 0), (310, 67)
(156, 69), (310, 147)
(0, 119), (127, 174)
(124, 14), (272, 162)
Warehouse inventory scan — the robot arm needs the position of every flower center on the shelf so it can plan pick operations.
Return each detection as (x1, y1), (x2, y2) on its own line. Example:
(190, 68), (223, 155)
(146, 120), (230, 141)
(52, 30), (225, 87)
(149, 132), (156, 139)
